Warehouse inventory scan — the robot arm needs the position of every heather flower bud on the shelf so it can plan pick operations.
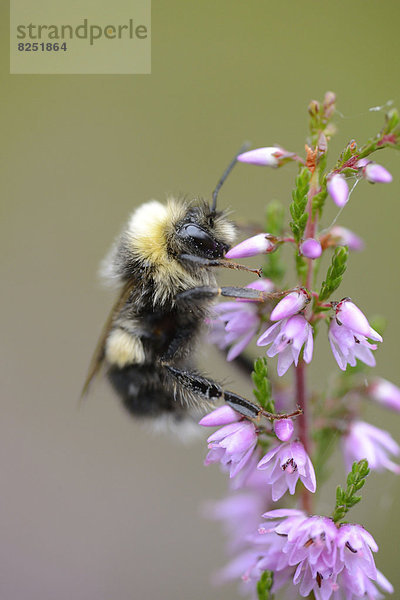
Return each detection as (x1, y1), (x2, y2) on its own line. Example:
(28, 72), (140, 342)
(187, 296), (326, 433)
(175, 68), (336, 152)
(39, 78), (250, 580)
(225, 233), (275, 259)
(274, 418), (294, 442)
(308, 100), (320, 116)
(270, 289), (309, 321)
(323, 90), (336, 118)
(327, 173), (349, 207)
(318, 132), (328, 153)
(357, 159), (393, 183)
(199, 405), (241, 427)
(237, 146), (294, 168)
(329, 225), (364, 251)
(300, 238), (322, 259)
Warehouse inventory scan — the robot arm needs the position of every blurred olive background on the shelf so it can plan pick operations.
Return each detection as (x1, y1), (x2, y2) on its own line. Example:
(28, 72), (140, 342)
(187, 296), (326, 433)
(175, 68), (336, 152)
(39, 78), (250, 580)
(1, 2), (400, 599)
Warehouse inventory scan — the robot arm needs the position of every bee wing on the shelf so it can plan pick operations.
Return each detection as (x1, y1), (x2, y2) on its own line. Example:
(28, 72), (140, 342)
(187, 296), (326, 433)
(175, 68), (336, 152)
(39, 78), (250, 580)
(81, 280), (135, 399)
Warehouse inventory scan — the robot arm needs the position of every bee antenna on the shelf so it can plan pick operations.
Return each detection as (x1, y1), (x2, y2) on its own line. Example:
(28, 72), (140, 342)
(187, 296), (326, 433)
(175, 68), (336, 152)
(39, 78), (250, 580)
(210, 142), (251, 214)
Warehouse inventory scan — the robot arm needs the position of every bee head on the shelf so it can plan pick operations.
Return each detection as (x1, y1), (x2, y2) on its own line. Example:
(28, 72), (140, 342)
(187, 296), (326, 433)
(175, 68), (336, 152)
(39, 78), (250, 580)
(173, 200), (236, 259)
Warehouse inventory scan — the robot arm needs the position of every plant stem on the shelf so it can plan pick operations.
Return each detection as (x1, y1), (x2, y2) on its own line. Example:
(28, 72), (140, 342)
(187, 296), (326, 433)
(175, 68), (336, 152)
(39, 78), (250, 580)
(296, 167), (318, 515)
(295, 359), (313, 514)
(305, 169), (319, 290)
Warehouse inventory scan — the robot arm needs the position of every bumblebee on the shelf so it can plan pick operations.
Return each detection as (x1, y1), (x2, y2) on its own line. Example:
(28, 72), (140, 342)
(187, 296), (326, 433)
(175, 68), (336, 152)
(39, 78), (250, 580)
(82, 150), (277, 426)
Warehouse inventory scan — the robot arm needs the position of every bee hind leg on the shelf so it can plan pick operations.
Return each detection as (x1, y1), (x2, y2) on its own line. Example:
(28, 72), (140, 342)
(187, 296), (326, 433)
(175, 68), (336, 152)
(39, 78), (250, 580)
(163, 364), (300, 422)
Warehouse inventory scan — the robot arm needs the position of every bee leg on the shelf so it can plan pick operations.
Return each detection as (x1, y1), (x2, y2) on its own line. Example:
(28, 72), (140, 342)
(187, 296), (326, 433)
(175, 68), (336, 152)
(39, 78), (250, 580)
(178, 254), (262, 277)
(163, 364), (301, 422)
(175, 285), (272, 303)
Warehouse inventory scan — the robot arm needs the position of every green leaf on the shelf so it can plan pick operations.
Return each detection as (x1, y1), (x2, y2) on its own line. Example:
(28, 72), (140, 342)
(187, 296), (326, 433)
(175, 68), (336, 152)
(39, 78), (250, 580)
(252, 358), (274, 413)
(257, 571), (274, 600)
(332, 460), (370, 523)
(319, 246), (348, 302)
(289, 167), (311, 243)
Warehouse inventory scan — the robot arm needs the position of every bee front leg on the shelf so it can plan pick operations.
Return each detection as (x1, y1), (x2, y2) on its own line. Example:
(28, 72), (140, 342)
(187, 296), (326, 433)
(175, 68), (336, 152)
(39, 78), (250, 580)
(163, 364), (301, 422)
(175, 285), (273, 303)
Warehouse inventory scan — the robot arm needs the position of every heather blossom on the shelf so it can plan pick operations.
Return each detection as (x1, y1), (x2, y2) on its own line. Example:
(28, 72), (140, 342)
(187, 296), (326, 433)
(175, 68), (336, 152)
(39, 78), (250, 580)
(274, 418), (294, 442)
(230, 446), (270, 491)
(328, 225), (364, 251)
(237, 146), (297, 168)
(205, 490), (271, 553)
(257, 314), (313, 376)
(256, 511), (387, 600)
(225, 233), (276, 259)
(327, 173), (349, 207)
(342, 421), (400, 474)
(300, 237), (323, 258)
(269, 288), (310, 321)
(207, 278), (273, 360)
(257, 440), (316, 501)
(199, 94), (398, 600)
(357, 158), (393, 183)
(329, 299), (382, 370)
(200, 407), (258, 478)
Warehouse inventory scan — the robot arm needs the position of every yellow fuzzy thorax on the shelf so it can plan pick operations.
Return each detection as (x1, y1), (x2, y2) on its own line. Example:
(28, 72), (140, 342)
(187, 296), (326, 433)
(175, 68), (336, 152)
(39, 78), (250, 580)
(125, 199), (203, 302)
(121, 197), (235, 304)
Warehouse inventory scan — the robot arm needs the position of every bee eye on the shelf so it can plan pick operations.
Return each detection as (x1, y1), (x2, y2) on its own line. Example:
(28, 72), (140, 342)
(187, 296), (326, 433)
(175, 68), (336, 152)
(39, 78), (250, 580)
(178, 223), (228, 258)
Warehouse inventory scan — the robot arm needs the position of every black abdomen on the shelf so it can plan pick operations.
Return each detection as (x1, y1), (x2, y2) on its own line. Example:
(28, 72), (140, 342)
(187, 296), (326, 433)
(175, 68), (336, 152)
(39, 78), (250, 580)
(108, 363), (188, 420)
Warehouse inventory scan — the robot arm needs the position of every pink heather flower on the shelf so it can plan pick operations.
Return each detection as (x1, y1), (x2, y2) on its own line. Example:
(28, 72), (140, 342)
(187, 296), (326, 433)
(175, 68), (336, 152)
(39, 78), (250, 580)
(258, 511), (391, 600)
(340, 568), (394, 600)
(257, 314), (314, 376)
(210, 302), (260, 361)
(329, 300), (382, 371)
(367, 377), (400, 412)
(237, 277), (275, 302)
(237, 146), (295, 168)
(357, 159), (393, 183)
(207, 278), (273, 360)
(199, 405), (241, 426)
(327, 174), (349, 207)
(205, 420), (258, 478)
(342, 420), (400, 475)
(230, 446), (271, 491)
(329, 225), (364, 251)
(335, 299), (382, 340)
(205, 489), (271, 553)
(274, 418), (294, 442)
(336, 524), (377, 579)
(257, 441), (316, 501)
(329, 319), (379, 370)
(270, 288), (310, 321)
(285, 516), (341, 598)
(225, 233), (275, 259)
(208, 301), (259, 360)
(217, 509), (304, 595)
(300, 238), (323, 259)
